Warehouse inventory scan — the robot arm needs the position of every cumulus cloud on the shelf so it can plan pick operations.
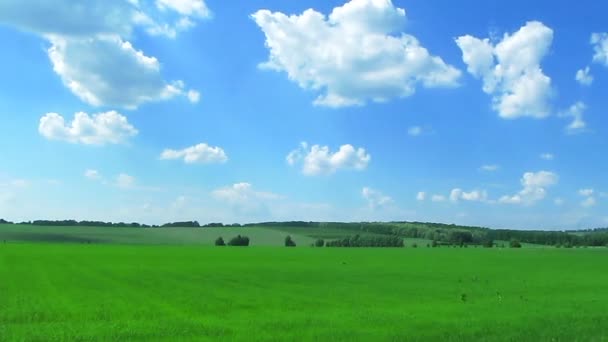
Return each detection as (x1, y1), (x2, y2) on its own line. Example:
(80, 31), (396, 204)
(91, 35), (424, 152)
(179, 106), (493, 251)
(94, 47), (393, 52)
(362, 187), (393, 209)
(84, 169), (101, 180)
(591, 33), (608, 66)
(39, 111), (138, 145)
(287, 142), (371, 176)
(540, 153), (554, 160)
(575, 67), (593, 86)
(116, 173), (135, 189)
(480, 164), (499, 172)
(450, 188), (488, 202)
(0, 0), (206, 108)
(416, 191), (426, 201)
(499, 170), (558, 205)
(431, 194), (446, 202)
(579, 188), (596, 208)
(252, 0), (461, 108)
(560, 101), (587, 134)
(47, 36), (196, 109)
(456, 21), (553, 119)
(160, 143), (228, 164)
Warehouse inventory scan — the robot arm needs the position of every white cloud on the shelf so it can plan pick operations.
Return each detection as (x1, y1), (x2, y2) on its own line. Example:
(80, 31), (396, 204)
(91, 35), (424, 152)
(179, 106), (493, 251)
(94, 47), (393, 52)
(581, 197), (596, 208)
(0, 1), (207, 108)
(540, 153), (554, 160)
(160, 143), (228, 164)
(47, 36), (196, 109)
(156, 0), (210, 18)
(554, 198), (564, 206)
(362, 187), (393, 209)
(85, 169), (101, 180)
(39, 111), (138, 145)
(212, 183), (283, 217)
(591, 33), (608, 66)
(431, 194), (446, 202)
(187, 89), (200, 103)
(416, 191), (426, 201)
(480, 164), (499, 172)
(252, 0), (461, 108)
(116, 173), (135, 189)
(579, 188), (594, 197)
(450, 188), (488, 202)
(287, 142), (371, 176)
(499, 170), (558, 205)
(456, 21), (553, 119)
(575, 67), (593, 86)
(407, 126), (422, 136)
(560, 101), (587, 134)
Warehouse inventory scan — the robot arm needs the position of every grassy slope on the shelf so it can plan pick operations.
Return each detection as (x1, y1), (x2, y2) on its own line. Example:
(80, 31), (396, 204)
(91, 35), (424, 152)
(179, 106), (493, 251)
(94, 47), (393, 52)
(0, 224), (315, 246)
(1, 244), (607, 341)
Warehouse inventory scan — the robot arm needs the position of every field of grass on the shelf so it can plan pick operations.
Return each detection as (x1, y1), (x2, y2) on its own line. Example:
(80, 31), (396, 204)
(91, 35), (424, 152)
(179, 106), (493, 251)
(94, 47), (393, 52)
(0, 224), (315, 246)
(1, 244), (607, 341)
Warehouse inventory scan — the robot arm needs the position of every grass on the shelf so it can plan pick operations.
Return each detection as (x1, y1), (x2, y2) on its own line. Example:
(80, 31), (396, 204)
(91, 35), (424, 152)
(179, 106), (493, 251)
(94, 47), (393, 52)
(0, 224), (315, 246)
(1, 244), (607, 341)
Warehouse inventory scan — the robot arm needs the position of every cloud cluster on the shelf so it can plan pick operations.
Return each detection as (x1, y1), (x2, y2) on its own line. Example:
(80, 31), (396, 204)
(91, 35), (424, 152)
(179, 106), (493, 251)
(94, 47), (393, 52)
(456, 21), (554, 119)
(575, 67), (593, 86)
(591, 33), (608, 66)
(287, 142), (371, 176)
(252, 0), (460, 107)
(160, 143), (228, 164)
(39, 111), (138, 145)
(579, 188), (596, 208)
(499, 171), (558, 205)
(0, 0), (206, 108)
(362, 187), (393, 209)
(450, 189), (488, 202)
(560, 102), (587, 134)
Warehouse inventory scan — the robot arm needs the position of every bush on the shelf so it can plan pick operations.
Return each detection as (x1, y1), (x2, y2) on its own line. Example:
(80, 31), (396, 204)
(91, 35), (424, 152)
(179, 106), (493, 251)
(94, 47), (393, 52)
(215, 237), (225, 246)
(431, 240), (439, 248)
(326, 235), (404, 248)
(482, 239), (494, 248)
(314, 239), (325, 247)
(509, 239), (522, 248)
(228, 235), (250, 246)
(411, 243), (418, 248)
(285, 235), (296, 247)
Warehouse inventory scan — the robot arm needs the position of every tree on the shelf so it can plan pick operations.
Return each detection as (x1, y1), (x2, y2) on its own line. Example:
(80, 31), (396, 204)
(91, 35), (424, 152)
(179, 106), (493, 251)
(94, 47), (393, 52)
(215, 237), (225, 246)
(228, 235), (250, 246)
(314, 239), (325, 247)
(285, 235), (296, 247)
(509, 239), (522, 248)
(482, 239), (494, 248)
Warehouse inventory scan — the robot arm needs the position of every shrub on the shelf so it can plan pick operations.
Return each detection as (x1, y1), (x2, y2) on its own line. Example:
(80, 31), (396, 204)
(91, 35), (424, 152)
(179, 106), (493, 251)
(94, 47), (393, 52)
(482, 239), (494, 248)
(285, 235), (296, 247)
(411, 243), (418, 248)
(215, 237), (225, 246)
(228, 235), (250, 246)
(431, 240), (439, 248)
(314, 239), (325, 247)
(509, 239), (522, 248)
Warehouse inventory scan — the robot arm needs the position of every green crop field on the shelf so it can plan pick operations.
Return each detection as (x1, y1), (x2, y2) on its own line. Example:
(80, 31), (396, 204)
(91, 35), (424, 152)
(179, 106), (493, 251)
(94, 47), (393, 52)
(1, 243), (607, 341)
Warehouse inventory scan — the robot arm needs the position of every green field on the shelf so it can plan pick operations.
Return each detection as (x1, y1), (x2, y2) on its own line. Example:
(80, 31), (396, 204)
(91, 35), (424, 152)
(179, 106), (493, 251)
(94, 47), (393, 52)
(1, 243), (608, 341)
(0, 224), (315, 246)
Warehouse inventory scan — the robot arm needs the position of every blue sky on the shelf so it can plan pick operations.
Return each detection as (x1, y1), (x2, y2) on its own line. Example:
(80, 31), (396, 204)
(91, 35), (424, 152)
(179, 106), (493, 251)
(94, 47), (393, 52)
(0, 0), (607, 229)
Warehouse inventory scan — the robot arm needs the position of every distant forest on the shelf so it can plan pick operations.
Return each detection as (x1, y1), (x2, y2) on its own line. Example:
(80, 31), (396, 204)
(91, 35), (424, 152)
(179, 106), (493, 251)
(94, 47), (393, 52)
(1, 219), (607, 247)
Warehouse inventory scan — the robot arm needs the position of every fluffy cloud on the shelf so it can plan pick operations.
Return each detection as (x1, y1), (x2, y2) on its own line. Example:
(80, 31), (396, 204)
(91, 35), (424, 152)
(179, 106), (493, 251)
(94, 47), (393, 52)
(560, 102), (587, 134)
(575, 67), (593, 86)
(480, 164), (499, 172)
(499, 170), (558, 205)
(540, 153), (554, 160)
(39, 111), (138, 145)
(579, 188), (596, 208)
(47, 36), (196, 109)
(456, 21), (553, 119)
(0, 0), (206, 108)
(591, 33), (608, 66)
(160, 143), (228, 164)
(116, 173), (135, 189)
(362, 187), (393, 209)
(450, 188), (488, 202)
(431, 194), (446, 202)
(416, 191), (426, 201)
(287, 142), (371, 176)
(84, 169), (101, 180)
(252, 0), (461, 108)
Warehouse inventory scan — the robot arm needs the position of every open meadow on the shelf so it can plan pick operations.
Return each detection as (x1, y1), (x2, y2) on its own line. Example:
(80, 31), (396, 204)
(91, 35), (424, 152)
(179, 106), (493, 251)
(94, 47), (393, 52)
(1, 242), (607, 341)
